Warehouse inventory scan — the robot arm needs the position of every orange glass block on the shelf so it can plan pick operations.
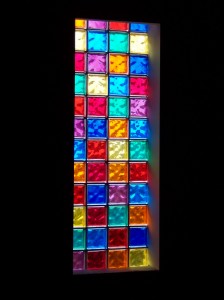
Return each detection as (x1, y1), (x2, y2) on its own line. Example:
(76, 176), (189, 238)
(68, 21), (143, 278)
(129, 205), (148, 225)
(108, 249), (128, 269)
(109, 119), (128, 138)
(108, 163), (128, 182)
(109, 54), (128, 74)
(74, 162), (86, 182)
(75, 19), (86, 29)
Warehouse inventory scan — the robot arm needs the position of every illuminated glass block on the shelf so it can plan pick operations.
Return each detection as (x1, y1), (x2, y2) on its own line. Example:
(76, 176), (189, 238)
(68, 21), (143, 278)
(75, 74), (86, 95)
(109, 22), (129, 31)
(75, 52), (85, 72)
(129, 140), (149, 160)
(130, 77), (149, 96)
(88, 74), (108, 96)
(87, 162), (106, 182)
(130, 98), (148, 117)
(73, 229), (85, 250)
(108, 227), (128, 248)
(109, 32), (128, 53)
(74, 139), (86, 160)
(130, 33), (149, 54)
(88, 31), (108, 52)
(87, 140), (107, 160)
(130, 119), (148, 139)
(88, 20), (107, 30)
(87, 119), (107, 138)
(74, 184), (85, 205)
(129, 248), (150, 267)
(75, 30), (86, 51)
(109, 119), (128, 138)
(129, 162), (148, 181)
(74, 96), (85, 116)
(75, 19), (86, 29)
(73, 206), (86, 227)
(109, 184), (128, 204)
(108, 140), (128, 160)
(74, 119), (85, 137)
(73, 251), (85, 270)
(108, 163), (128, 182)
(129, 184), (151, 205)
(109, 54), (128, 74)
(87, 250), (106, 270)
(87, 97), (107, 117)
(87, 184), (107, 205)
(109, 97), (128, 117)
(87, 206), (107, 227)
(130, 23), (149, 32)
(108, 249), (128, 269)
(87, 228), (107, 249)
(130, 55), (150, 75)
(74, 162), (85, 182)
(108, 205), (128, 226)
(129, 206), (148, 225)
(129, 227), (148, 247)
(87, 54), (107, 73)
(109, 76), (129, 96)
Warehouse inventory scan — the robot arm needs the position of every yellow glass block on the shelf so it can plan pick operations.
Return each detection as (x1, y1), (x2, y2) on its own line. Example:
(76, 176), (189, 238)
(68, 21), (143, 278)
(74, 162), (85, 182)
(129, 205), (148, 225)
(73, 206), (86, 227)
(75, 19), (86, 29)
(109, 119), (128, 138)
(108, 163), (128, 182)
(109, 140), (128, 160)
(108, 249), (128, 269)
(130, 33), (149, 54)
(88, 75), (108, 95)
(109, 54), (128, 74)
(129, 248), (151, 267)
(75, 30), (86, 51)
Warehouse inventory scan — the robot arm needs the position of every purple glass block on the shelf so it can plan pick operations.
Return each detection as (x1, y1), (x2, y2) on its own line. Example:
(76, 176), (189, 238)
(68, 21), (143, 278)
(88, 20), (107, 30)
(88, 54), (106, 73)
(74, 119), (85, 137)
(130, 98), (148, 117)
(73, 251), (85, 271)
(109, 184), (128, 204)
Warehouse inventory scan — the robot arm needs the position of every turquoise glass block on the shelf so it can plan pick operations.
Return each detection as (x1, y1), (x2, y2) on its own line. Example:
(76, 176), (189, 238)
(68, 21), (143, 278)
(129, 184), (151, 205)
(73, 229), (85, 250)
(87, 228), (107, 249)
(109, 97), (128, 117)
(75, 74), (86, 95)
(129, 140), (149, 160)
(130, 23), (149, 32)
(108, 205), (128, 226)
(74, 140), (86, 160)
(109, 76), (129, 96)
(88, 31), (108, 52)
(109, 32), (129, 53)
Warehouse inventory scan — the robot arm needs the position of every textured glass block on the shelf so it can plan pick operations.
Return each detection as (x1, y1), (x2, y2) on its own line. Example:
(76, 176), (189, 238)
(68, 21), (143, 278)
(129, 184), (151, 205)
(108, 140), (128, 160)
(87, 228), (107, 249)
(129, 227), (148, 247)
(109, 97), (128, 117)
(130, 98), (148, 117)
(73, 251), (85, 270)
(87, 184), (107, 205)
(73, 229), (85, 250)
(87, 162), (106, 182)
(109, 119), (128, 138)
(108, 249), (128, 269)
(108, 227), (128, 248)
(130, 119), (148, 138)
(73, 206), (86, 227)
(130, 55), (150, 75)
(108, 163), (128, 182)
(74, 184), (85, 205)
(109, 54), (128, 74)
(75, 19), (86, 29)
(74, 162), (85, 182)
(109, 184), (128, 204)
(109, 76), (129, 96)
(75, 74), (86, 95)
(109, 22), (129, 31)
(88, 31), (108, 52)
(88, 20), (107, 30)
(129, 248), (150, 267)
(87, 140), (106, 160)
(130, 33), (149, 54)
(87, 97), (107, 117)
(74, 119), (85, 137)
(130, 162), (148, 181)
(87, 54), (107, 73)
(130, 77), (149, 96)
(129, 140), (149, 160)
(87, 251), (106, 270)
(108, 205), (128, 226)
(74, 96), (85, 116)
(88, 75), (108, 96)
(129, 206), (148, 225)
(109, 32), (129, 53)
(87, 119), (107, 138)
(74, 139), (86, 160)
(130, 23), (149, 32)
(87, 206), (107, 227)
(75, 52), (85, 72)
(75, 30), (86, 51)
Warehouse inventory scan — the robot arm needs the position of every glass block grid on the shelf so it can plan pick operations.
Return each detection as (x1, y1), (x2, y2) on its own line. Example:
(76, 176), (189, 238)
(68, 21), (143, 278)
(74, 19), (153, 273)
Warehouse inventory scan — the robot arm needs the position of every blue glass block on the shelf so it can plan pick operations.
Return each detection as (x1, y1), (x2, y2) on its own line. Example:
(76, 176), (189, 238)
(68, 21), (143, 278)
(88, 31), (108, 52)
(87, 184), (107, 205)
(130, 23), (149, 32)
(74, 140), (86, 160)
(109, 76), (129, 96)
(73, 229), (85, 250)
(87, 119), (107, 138)
(129, 227), (149, 247)
(87, 228), (107, 249)
(130, 55), (150, 75)
(130, 119), (150, 139)
(129, 184), (151, 205)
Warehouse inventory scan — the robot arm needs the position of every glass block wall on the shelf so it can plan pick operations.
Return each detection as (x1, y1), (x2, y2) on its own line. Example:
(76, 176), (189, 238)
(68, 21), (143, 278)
(74, 19), (159, 273)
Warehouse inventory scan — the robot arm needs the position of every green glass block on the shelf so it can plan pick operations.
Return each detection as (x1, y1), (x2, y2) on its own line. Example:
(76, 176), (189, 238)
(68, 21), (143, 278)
(75, 74), (86, 95)
(109, 97), (129, 117)
(108, 205), (128, 226)
(73, 229), (85, 250)
(109, 33), (129, 53)
(130, 140), (150, 161)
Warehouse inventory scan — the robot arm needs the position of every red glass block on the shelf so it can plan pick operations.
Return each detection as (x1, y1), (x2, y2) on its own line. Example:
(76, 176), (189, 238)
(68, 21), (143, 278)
(129, 162), (149, 181)
(88, 97), (107, 117)
(74, 96), (85, 116)
(75, 52), (85, 72)
(130, 77), (151, 96)
(74, 185), (85, 205)
(87, 162), (107, 182)
(108, 228), (128, 248)
(87, 140), (107, 160)
(109, 22), (129, 31)
(87, 206), (107, 227)
(87, 250), (106, 270)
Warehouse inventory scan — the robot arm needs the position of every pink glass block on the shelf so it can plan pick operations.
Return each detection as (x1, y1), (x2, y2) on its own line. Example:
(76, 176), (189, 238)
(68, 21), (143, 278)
(74, 119), (85, 137)
(73, 251), (85, 270)
(130, 77), (150, 96)
(88, 97), (107, 116)
(75, 52), (85, 72)
(130, 98), (148, 117)
(88, 54), (106, 73)
(88, 20), (107, 30)
(109, 184), (128, 204)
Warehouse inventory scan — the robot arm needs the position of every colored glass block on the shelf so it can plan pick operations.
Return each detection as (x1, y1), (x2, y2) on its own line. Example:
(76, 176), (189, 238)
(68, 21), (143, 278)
(109, 119), (128, 138)
(108, 163), (128, 182)
(87, 162), (106, 182)
(74, 185), (85, 205)
(108, 249), (128, 269)
(74, 139), (86, 160)
(87, 206), (107, 227)
(88, 31), (107, 52)
(74, 119), (85, 137)
(73, 251), (85, 270)
(88, 74), (108, 95)
(130, 33), (149, 54)
(109, 97), (128, 117)
(130, 98), (148, 117)
(87, 140), (106, 160)
(109, 32), (128, 53)
(129, 248), (150, 267)
(88, 20), (107, 30)
(75, 19), (86, 29)
(87, 184), (107, 205)
(75, 30), (86, 51)
(109, 22), (129, 31)
(73, 206), (86, 227)
(108, 227), (128, 248)
(87, 119), (107, 138)
(129, 227), (148, 247)
(130, 55), (150, 75)
(74, 162), (85, 182)
(130, 162), (148, 181)
(109, 184), (128, 204)
(87, 251), (106, 270)
(87, 54), (107, 73)
(75, 52), (85, 72)
(129, 184), (150, 205)
(87, 97), (107, 117)
(75, 74), (86, 95)
(73, 229), (85, 250)
(130, 140), (149, 160)
(130, 77), (149, 96)
(129, 206), (148, 225)
(108, 205), (128, 226)
(108, 140), (128, 160)
(109, 54), (128, 74)
(109, 76), (129, 96)
(130, 23), (149, 32)
(130, 119), (148, 138)
(87, 228), (107, 249)
(74, 96), (85, 116)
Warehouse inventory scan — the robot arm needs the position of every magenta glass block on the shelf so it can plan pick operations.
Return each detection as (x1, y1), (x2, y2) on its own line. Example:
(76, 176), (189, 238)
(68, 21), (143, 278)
(109, 184), (128, 204)
(88, 20), (107, 30)
(75, 52), (85, 72)
(130, 98), (148, 117)
(88, 97), (107, 116)
(88, 54), (107, 73)
(130, 77), (150, 96)
(73, 251), (85, 270)
(74, 119), (85, 137)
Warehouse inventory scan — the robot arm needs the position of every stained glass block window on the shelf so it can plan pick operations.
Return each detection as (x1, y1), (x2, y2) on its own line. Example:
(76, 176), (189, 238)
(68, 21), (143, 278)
(74, 19), (160, 273)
